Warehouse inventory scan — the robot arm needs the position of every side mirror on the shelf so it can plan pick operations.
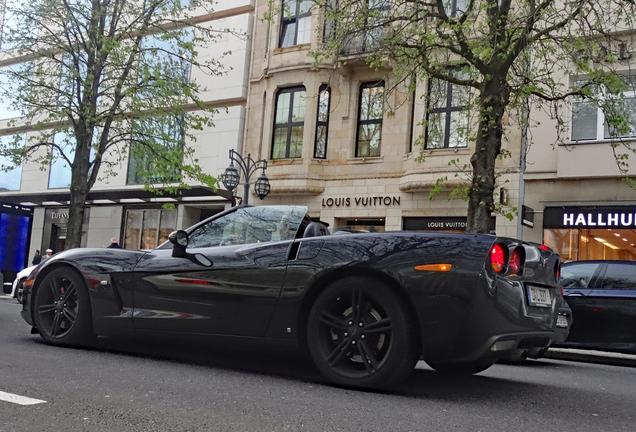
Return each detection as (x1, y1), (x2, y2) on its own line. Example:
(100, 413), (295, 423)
(168, 230), (188, 258)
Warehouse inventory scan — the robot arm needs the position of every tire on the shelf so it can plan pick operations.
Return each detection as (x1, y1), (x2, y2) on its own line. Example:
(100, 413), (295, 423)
(306, 276), (418, 389)
(32, 267), (93, 346)
(427, 359), (495, 375)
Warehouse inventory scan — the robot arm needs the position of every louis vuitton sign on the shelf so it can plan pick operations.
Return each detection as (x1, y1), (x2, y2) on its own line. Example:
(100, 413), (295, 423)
(321, 196), (401, 208)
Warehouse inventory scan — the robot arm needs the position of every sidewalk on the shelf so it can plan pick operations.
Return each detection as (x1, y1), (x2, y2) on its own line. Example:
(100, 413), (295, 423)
(546, 347), (636, 368)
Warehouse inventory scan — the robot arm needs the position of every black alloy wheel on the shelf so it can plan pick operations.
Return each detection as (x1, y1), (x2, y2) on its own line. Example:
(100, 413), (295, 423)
(33, 267), (92, 345)
(307, 276), (418, 389)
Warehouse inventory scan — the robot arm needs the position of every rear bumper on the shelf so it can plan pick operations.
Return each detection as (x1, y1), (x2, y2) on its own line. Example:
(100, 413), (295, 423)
(416, 273), (564, 363)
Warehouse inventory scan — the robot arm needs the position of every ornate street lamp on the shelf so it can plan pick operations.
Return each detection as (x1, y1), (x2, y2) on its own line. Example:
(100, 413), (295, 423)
(220, 149), (270, 205)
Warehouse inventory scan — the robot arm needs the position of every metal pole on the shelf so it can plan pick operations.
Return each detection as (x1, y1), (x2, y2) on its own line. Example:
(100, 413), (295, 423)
(516, 53), (531, 240)
(243, 181), (250, 205)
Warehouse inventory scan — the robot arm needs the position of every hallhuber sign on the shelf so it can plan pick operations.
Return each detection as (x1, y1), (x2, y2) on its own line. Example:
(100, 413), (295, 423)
(544, 206), (636, 228)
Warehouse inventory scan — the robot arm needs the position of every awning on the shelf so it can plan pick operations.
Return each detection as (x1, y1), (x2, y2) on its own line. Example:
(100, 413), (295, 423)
(0, 185), (234, 207)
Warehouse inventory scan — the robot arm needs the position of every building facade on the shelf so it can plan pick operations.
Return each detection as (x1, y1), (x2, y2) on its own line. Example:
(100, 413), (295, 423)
(0, 0), (254, 287)
(243, 0), (520, 235)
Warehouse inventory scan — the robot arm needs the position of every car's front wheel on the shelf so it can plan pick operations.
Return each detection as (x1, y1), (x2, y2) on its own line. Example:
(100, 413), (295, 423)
(307, 276), (418, 389)
(32, 267), (92, 346)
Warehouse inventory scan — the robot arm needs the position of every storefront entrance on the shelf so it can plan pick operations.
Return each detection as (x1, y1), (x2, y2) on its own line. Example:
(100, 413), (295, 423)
(334, 218), (385, 233)
(42, 208), (90, 252)
(543, 206), (636, 261)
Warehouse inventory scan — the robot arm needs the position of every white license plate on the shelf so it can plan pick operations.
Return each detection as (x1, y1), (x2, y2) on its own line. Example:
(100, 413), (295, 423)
(528, 286), (552, 307)
(556, 315), (569, 328)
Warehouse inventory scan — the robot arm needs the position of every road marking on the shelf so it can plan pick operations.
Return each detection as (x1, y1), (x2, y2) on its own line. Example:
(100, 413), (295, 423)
(0, 390), (46, 405)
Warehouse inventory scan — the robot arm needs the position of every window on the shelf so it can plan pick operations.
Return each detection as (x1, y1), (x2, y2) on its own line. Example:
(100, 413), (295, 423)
(188, 206), (306, 248)
(443, 0), (468, 17)
(571, 74), (636, 141)
(138, 30), (193, 100)
(601, 263), (636, 290)
(314, 85), (330, 159)
(356, 81), (384, 157)
(340, 0), (389, 54)
(272, 86), (306, 159)
(425, 77), (469, 149)
(123, 208), (177, 250)
(0, 133), (24, 191)
(0, 0), (18, 51)
(560, 263), (601, 290)
(279, 0), (312, 48)
(48, 132), (75, 189)
(127, 115), (185, 185)
(0, 65), (21, 119)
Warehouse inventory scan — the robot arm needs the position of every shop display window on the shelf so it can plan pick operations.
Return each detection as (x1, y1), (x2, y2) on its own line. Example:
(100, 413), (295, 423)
(544, 228), (636, 262)
(124, 208), (177, 250)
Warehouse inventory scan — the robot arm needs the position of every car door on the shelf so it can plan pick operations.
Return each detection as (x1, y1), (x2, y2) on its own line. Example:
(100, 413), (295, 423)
(588, 262), (636, 350)
(562, 262), (604, 344)
(131, 205), (307, 337)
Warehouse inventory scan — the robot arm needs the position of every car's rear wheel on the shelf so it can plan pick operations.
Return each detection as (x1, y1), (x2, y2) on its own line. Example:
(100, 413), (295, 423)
(32, 267), (92, 346)
(307, 276), (418, 389)
(426, 359), (494, 375)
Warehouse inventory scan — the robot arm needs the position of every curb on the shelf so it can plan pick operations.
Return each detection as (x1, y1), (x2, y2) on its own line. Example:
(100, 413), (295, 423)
(546, 347), (636, 368)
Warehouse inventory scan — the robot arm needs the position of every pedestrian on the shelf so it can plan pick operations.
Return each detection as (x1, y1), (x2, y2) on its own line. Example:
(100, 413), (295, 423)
(107, 237), (120, 249)
(32, 250), (42, 265)
(41, 249), (54, 263)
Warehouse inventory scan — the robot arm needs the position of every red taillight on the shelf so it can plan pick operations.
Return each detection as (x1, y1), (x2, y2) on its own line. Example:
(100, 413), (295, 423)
(538, 244), (551, 252)
(490, 243), (508, 273)
(509, 247), (524, 275)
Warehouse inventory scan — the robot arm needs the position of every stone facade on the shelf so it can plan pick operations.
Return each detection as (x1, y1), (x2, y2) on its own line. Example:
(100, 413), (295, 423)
(243, 1), (522, 235)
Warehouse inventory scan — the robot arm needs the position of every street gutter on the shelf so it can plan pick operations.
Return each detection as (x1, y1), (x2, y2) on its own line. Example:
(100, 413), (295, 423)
(546, 347), (636, 368)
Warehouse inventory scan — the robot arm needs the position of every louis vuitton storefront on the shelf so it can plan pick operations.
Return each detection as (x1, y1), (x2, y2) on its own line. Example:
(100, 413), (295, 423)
(543, 206), (636, 261)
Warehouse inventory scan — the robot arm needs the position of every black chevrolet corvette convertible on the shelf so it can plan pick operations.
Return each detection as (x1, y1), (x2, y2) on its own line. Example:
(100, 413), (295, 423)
(19, 205), (565, 388)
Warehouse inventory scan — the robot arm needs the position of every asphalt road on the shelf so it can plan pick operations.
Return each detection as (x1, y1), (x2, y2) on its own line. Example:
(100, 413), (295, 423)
(1, 299), (635, 432)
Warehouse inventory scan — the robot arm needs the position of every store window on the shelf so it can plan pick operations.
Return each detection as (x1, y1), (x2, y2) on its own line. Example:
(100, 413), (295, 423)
(571, 73), (636, 141)
(426, 76), (469, 149)
(543, 207), (636, 261)
(0, 134), (24, 191)
(123, 208), (177, 250)
(356, 81), (384, 157)
(314, 85), (330, 159)
(272, 86), (306, 159)
(279, 0), (312, 48)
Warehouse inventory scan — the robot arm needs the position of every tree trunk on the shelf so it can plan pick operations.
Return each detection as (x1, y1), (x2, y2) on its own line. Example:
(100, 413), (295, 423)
(466, 78), (509, 234)
(65, 132), (91, 249)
